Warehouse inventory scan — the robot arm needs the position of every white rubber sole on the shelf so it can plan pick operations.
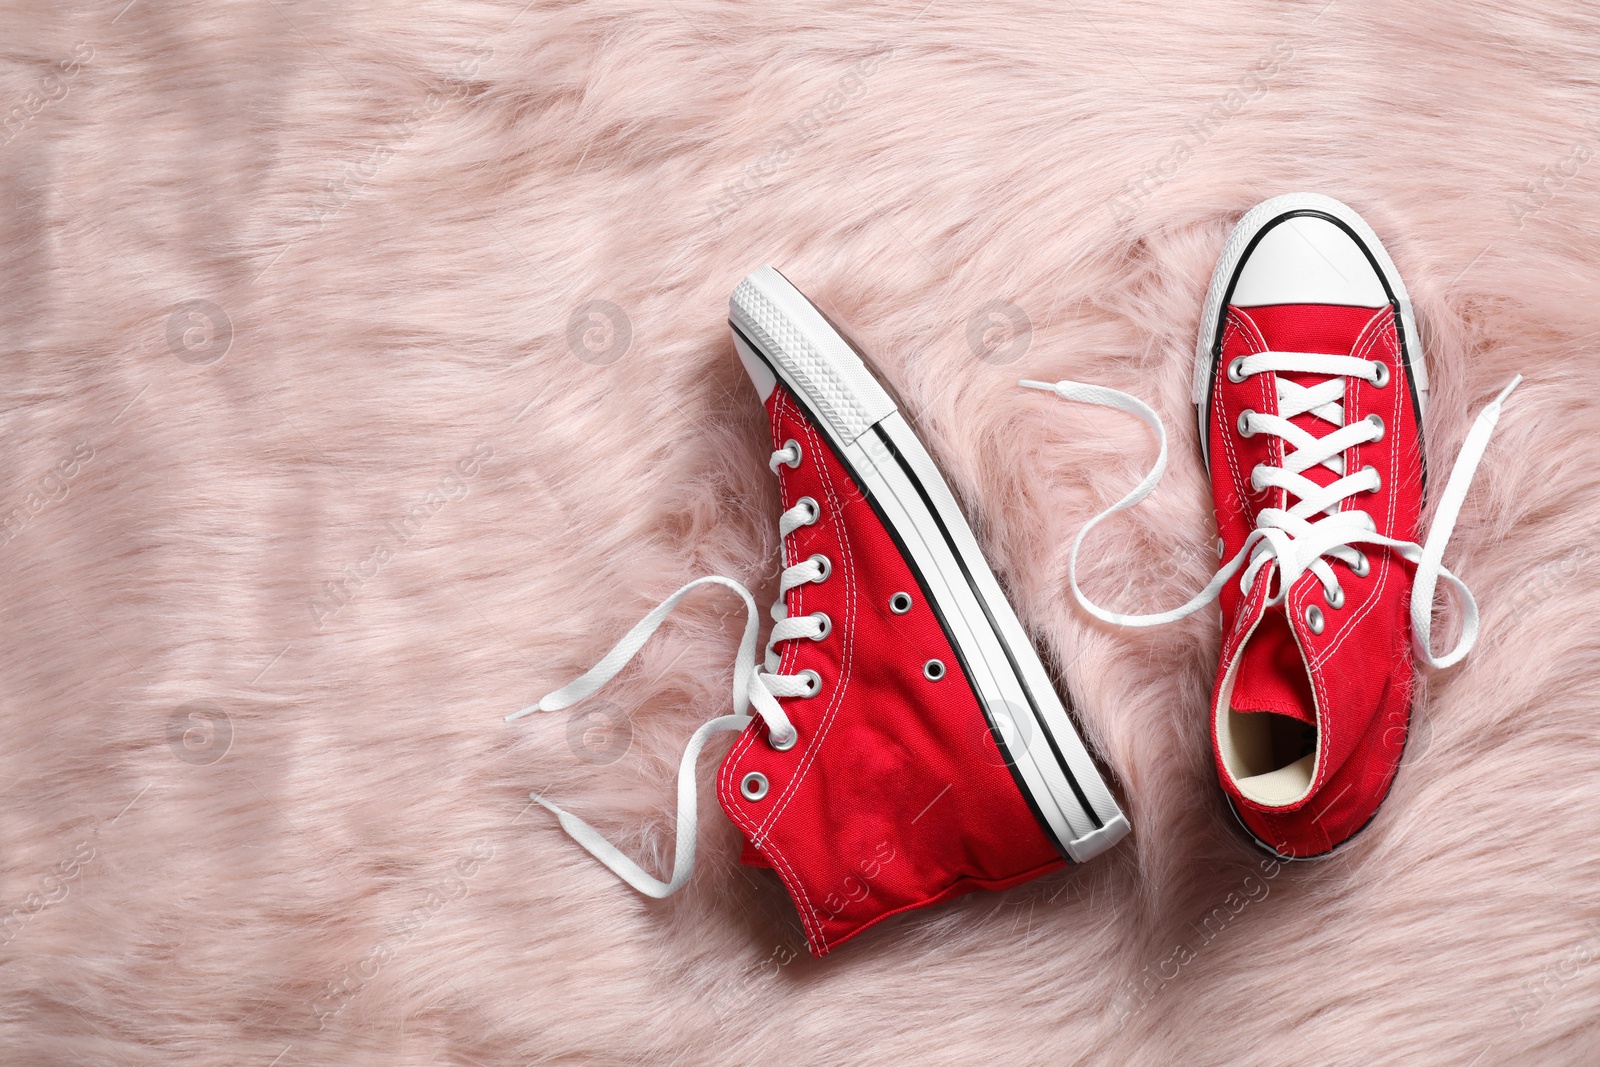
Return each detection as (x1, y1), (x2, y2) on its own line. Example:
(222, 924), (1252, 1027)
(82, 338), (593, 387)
(730, 266), (1129, 863)
(1193, 192), (1427, 468)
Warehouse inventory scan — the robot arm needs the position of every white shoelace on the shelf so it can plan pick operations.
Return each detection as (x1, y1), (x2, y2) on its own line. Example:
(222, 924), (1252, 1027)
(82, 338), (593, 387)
(506, 441), (828, 897)
(1021, 360), (1520, 670)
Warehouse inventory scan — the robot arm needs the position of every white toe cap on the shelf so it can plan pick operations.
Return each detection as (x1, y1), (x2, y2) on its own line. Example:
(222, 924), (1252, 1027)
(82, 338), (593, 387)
(1231, 215), (1388, 308)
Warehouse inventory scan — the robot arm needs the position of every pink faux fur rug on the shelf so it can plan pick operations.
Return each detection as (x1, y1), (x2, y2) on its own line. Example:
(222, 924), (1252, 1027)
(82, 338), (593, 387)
(3, 1), (1598, 1062)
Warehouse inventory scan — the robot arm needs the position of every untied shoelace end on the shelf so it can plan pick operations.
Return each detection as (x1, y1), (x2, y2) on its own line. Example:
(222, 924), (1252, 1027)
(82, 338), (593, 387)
(1494, 374), (1523, 408)
(505, 694), (556, 723)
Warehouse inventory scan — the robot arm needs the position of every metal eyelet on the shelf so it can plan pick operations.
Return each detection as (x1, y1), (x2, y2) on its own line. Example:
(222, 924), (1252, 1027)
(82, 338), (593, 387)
(740, 772), (769, 801)
(923, 659), (946, 681)
(797, 669), (821, 697)
(1250, 465), (1267, 493)
(1365, 413), (1384, 441)
(889, 592), (913, 615)
(1363, 464), (1381, 492)
(1325, 585), (1345, 610)
(1216, 536), (1225, 559)
(1227, 357), (1249, 384)
(1304, 604), (1325, 635)
(769, 726), (797, 752)
(796, 496), (820, 524)
(809, 611), (831, 640)
(808, 553), (831, 582)
(1371, 360), (1390, 388)
(1237, 409), (1255, 437)
(782, 439), (802, 468)
(1350, 553), (1371, 578)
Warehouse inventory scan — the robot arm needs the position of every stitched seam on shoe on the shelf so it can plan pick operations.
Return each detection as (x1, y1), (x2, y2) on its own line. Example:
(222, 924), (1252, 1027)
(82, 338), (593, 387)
(718, 392), (825, 949)
(754, 397), (858, 952)
(1300, 312), (1401, 799)
(763, 393), (838, 947)
(755, 391), (858, 950)
(714, 488), (820, 944)
(1216, 314), (1256, 514)
(1310, 314), (1403, 670)
(1305, 322), (1385, 668)
(1216, 311), (1273, 664)
(760, 405), (856, 844)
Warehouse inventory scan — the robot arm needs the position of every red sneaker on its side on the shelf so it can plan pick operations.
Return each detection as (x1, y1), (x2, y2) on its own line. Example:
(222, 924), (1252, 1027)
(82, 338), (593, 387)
(1028, 193), (1519, 859)
(515, 267), (1128, 955)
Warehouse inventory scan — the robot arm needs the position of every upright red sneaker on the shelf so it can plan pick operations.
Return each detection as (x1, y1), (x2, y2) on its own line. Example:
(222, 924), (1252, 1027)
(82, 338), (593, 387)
(1027, 194), (1519, 859)
(513, 267), (1128, 954)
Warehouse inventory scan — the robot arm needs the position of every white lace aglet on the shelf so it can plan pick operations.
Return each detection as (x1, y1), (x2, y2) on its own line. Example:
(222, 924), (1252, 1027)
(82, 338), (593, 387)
(505, 695), (556, 723)
(1018, 378), (1061, 393)
(1492, 373), (1523, 408)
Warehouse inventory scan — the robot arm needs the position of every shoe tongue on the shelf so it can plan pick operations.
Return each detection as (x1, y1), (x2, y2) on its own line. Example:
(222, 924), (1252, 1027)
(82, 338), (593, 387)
(1235, 303), (1390, 518)
(1239, 302), (1378, 354)
(1231, 603), (1315, 725)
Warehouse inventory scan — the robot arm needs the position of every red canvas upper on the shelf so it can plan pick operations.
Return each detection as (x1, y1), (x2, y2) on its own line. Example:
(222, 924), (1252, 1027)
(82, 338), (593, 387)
(716, 385), (1062, 955)
(1207, 302), (1422, 856)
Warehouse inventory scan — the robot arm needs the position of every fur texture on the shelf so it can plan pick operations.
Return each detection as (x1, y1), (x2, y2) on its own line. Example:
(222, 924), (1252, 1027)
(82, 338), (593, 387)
(2, 1), (1598, 1062)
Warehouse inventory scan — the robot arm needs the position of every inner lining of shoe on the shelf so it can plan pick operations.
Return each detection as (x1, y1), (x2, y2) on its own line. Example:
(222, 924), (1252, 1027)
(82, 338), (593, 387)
(1224, 710), (1317, 805)
(1214, 605), (1320, 807)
